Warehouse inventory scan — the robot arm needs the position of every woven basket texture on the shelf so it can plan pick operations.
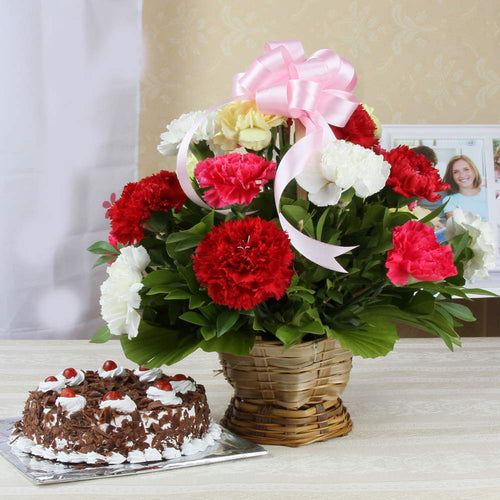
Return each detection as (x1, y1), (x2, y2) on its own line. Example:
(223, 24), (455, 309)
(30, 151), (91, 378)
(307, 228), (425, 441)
(219, 337), (352, 410)
(219, 337), (353, 446)
(221, 397), (352, 446)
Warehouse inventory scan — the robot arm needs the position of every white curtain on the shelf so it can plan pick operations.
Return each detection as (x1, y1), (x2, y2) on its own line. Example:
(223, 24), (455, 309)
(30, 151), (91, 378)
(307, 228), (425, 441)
(0, 0), (142, 339)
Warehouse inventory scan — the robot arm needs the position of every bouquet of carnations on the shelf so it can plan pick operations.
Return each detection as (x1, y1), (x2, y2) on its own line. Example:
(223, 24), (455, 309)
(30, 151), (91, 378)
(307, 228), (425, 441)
(88, 40), (496, 366)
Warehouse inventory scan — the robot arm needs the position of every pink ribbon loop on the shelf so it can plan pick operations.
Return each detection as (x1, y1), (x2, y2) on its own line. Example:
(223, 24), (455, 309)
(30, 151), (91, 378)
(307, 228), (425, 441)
(233, 39), (359, 128)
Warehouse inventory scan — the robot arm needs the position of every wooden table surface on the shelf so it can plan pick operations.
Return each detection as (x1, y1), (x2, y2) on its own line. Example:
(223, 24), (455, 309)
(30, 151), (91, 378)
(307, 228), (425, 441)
(1, 338), (499, 499)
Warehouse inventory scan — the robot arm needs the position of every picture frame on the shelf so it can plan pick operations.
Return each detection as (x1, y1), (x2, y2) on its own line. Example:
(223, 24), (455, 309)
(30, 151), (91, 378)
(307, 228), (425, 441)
(381, 125), (500, 294)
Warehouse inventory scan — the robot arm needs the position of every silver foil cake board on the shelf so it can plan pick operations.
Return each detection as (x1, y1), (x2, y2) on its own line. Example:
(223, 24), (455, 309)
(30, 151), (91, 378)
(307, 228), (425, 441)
(0, 418), (268, 485)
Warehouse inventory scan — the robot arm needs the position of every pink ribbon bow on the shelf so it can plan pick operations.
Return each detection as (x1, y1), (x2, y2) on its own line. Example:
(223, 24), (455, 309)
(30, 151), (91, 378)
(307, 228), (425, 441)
(233, 39), (359, 132)
(176, 40), (359, 272)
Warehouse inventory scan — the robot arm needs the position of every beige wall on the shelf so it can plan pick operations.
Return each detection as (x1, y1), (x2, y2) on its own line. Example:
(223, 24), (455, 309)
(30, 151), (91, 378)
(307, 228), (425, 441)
(140, 0), (499, 176)
(139, 0), (500, 336)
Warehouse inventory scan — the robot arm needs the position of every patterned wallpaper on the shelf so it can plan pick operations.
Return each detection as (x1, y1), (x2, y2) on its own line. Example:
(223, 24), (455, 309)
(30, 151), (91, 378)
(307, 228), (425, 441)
(138, 0), (499, 334)
(139, 0), (499, 176)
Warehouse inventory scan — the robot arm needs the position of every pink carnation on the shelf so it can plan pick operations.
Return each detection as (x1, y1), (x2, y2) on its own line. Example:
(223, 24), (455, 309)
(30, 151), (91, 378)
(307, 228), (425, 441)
(194, 153), (276, 208)
(386, 220), (457, 286)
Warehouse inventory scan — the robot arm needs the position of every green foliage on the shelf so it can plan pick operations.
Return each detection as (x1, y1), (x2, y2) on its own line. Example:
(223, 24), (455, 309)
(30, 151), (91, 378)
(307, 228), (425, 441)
(87, 241), (120, 268)
(90, 325), (112, 343)
(90, 119), (496, 367)
(87, 241), (118, 255)
(120, 323), (201, 366)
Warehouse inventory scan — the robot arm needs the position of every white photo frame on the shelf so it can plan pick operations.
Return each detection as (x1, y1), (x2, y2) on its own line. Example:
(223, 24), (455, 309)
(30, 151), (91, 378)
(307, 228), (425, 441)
(381, 125), (500, 294)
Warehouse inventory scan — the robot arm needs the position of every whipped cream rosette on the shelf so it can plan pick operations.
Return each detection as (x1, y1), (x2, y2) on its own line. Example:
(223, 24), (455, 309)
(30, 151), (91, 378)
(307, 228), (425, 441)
(133, 366), (163, 382)
(97, 359), (126, 378)
(57, 367), (85, 387)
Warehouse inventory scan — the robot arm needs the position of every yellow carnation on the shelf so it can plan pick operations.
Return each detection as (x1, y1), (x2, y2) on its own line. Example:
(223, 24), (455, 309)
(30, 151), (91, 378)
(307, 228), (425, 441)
(213, 100), (286, 152)
(361, 104), (382, 139)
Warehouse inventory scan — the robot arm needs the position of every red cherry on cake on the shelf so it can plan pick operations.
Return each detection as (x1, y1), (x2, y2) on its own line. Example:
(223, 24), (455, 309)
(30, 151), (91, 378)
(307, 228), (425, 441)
(60, 388), (76, 398)
(154, 380), (173, 392)
(62, 368), (78, 379)
(102, 391), (124, 401)
(44, 376), (58, 382)
(138, 366), (149, 371)
(102, 360), (118, 372)
(172, 374), (187, 381)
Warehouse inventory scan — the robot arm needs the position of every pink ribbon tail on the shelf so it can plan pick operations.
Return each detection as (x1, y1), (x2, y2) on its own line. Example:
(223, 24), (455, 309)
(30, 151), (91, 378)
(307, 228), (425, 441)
(274, 130), (357, 272)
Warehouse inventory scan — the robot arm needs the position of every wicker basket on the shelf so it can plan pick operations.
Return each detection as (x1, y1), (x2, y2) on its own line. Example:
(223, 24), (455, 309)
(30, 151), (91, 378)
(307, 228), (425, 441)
(219, 337), (353, 446)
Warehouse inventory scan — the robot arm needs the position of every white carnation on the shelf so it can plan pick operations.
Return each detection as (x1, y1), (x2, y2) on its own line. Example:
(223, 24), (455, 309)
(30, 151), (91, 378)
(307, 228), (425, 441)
(296, 140), (390, 206)
(99, 246), (151, 339)
(157, 110), (216, 156)
(445, 208), (496, 281)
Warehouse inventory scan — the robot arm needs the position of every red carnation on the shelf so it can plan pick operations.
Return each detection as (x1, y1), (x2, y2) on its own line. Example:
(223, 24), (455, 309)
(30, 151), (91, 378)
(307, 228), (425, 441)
(194, 153), (276, 208)
(386, 220), (457, 286)
(331, 104), (379, 148)
(193, 217), (294, 310)
(383, 146), (450, 201)
(107, 171), (186, 244)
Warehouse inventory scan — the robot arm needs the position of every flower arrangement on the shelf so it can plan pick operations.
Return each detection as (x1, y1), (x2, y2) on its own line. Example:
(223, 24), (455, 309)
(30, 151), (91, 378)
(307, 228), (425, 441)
(88, 40), (495, 367)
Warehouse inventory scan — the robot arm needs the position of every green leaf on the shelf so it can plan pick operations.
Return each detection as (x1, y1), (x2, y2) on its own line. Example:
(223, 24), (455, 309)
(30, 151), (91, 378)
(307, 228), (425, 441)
(142, 270), (179, 287)
(316, 207), (331, 241)
(189, 295), (205, 309)
(142, 210), (169, 233)
(179, 311), (210, 327)
(406, 281), (468, 298)
(287, 285), (315, 293)
(419, 200), (448, 224)
(190, 141), (214, 161)
(327, 315), (399, 358)
(92, 255), (116, 268)
(339, 187), (355, 204)
(301, 320), (325, 335)
(167, 234), (202, 252)
(463, 288), (498, 297)
(166, 212), (215, 263)
(275, 325), (305, 346)
(189, 211), (215, 235)
(200, 330), (256, 355)
(437, 302), (475, 322)
(419, 310), (462, 350)
(90, 325), (112, 343)
(289, 291), (315, 304)
(252, 314), (266, 332)
(361, 205), (386, 230)
(146, 284), (184, 295)
(199, 304), (218, 321)
(177, 265), (199, 294)
(407, 291), (435, 315)
(216, 309), (240, 337)
(281, 204), (315, 236)
(165, 290), (191, 300)
(120, 322), (201, 366)
(281, 203), (307, 222)
(200, 326), (217, 341)
(87, 241), (118, 255)
(449, 232), (471, 261)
